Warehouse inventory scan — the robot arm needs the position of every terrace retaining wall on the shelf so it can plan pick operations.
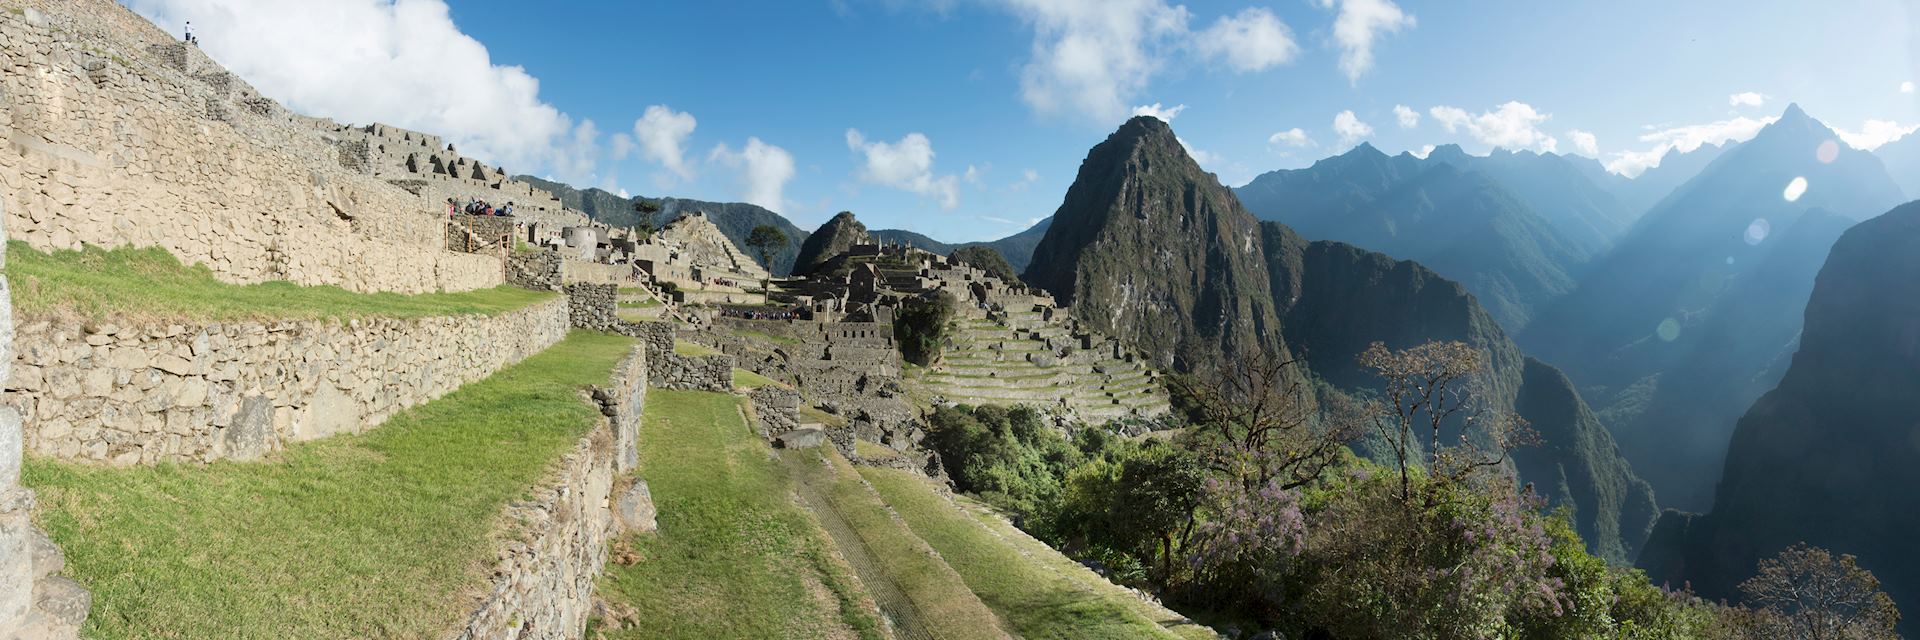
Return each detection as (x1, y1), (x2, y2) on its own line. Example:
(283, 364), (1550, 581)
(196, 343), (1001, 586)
(5, 297), (570, 464)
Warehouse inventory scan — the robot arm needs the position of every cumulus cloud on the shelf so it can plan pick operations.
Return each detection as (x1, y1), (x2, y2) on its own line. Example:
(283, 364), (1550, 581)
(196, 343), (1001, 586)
(998, 1), (1299, 123)
(708, 138), (795, 212)
(1568, 129), (1599, 157)
(1002, 0), (1191, 123)
(1132, 102), (1187, 121)
(1410, 144), (1436, 159)
(1604, 115), (1776, 177)
(1902, 81), (1915, 94)
(1193, 7), (1299, 73)
(1178, 137), (1223, 167)
(1268, 128), (1315, 148)
(1316, 0), (1415, 83)
(1393, 104), (1419, 129)
(1429, 101), (1558, 152)
(1333, 110), (1373, 145)
(609, 133), (635, 161)
(1728, 92), (1767, 108)
(633, 105), (698, 184)
(127, 0), (603, 183)
(964, 164), (985, 186)
(846, 129), (961, 210)
(1834, 119), (1920, 150)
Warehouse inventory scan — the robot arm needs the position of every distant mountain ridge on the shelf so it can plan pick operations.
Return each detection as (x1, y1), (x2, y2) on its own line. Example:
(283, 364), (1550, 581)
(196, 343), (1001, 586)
(1236, 144), (1600, 330)
(1520, 104), (1907, 510)
(519, 176), (812, 275)
(1029, 116), (1657, 559)
(873, 217), (1053, 274)
(1640, 200), (1920, 631)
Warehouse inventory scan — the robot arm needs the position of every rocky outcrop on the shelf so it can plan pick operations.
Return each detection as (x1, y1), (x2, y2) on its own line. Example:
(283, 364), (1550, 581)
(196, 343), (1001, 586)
(793, 212), (872, 277)
(1023, 116), (1284, 371)
(6, 298), (570, 464)
(1640, 201), (1920, 626)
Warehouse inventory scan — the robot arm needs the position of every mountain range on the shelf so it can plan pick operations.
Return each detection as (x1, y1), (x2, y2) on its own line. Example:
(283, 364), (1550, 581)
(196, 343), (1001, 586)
(1639, 199), (1920, 630)
(1521, 104), (1907, 510)
(1026, 116), (1656, 560)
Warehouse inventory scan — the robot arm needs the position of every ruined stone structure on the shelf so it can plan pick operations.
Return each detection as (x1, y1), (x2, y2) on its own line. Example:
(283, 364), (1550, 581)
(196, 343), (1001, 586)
(0, 1), (502, 294)
(566, 284), (733, 392)
(6, 298), (571, 464)
(322, 122), (584, 232)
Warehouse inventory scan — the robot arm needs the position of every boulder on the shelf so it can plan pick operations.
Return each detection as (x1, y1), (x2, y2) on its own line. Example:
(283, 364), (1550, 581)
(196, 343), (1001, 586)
(774, 426), (826, 449)
(616, 480), (656, 534)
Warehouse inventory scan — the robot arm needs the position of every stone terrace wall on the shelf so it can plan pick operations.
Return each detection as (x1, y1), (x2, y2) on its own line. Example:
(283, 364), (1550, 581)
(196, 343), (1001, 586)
(560, 259), (631, 285)
(509, 250), (562, 291)
(454, 427), (613, 640)
(0, 2), (502, 293)
(453, 345), (646, 640)
(748, 386), (800, 439)
(6, 297), (569, 464)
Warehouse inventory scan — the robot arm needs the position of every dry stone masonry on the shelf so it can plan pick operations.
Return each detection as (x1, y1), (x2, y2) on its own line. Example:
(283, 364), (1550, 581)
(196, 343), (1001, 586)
(6, 298), (569, 464)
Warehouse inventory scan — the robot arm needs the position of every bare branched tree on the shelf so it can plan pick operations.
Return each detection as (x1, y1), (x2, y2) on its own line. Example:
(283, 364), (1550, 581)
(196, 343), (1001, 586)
(1357, 340), (1534, 504)
(1167, 344), (1359, 492)
(1739, 543), (1901, 640)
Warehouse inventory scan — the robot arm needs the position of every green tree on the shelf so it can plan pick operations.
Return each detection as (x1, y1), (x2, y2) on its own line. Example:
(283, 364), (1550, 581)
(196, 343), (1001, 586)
(893, 292), (955, 366)
(632, 197), (663, 238)
(746, 224), (789, 270)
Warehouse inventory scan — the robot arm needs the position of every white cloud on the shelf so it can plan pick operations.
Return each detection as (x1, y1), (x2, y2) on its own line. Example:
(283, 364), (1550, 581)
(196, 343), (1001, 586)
(846, 129), (961, 210)
(1902, 81), (1915, 94)
(1268, 128), (1315, 148)
(1410, 144), (1436, 159)
(633, 105), (698, 184)
(1002, 0), (1191, 123)
(708, 138), (795, 212)
(1315, 0), (1415, 84)
(1333, 110), (1373, 145)
(1568, 129), (1599, 157)
(1604, 115), (1777, 177)
(609, 133), (635, 161)
(617, 188), (630, 198)
(1428, 101), (1558, 152)
(1178, 137), (1222, 166)
(1728, 92), (1767, 108)
(1393, 104), (1419, 129)
(1131, 102), (1187, 121)
(127, 0), (600, 183)
(964, 164), (985, 186)
(981, 215), (1020, 226)
(1834, 119), (1920, 150)
(1193, 7), (1298, 73)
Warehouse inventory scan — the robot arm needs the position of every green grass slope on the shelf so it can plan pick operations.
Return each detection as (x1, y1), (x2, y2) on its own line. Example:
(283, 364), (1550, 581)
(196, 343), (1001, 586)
(25, 331), (634, 639)
(594, 390), (883, 640)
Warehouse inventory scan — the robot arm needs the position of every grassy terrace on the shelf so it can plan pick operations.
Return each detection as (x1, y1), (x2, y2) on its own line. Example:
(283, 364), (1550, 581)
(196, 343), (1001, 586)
(8, 242), (552, 321)
(862, 467), (1213, 640)
(595, 390), (883, 640)
(24, 331), (636, 639)
(731, 367), (781, 389)
(783, 447), (1010, 640)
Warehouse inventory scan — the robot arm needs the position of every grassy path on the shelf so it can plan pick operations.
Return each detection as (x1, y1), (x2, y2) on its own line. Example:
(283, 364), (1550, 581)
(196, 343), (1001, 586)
(782, 447), (1010, 640)
(594, 390), (884, 640)
(861, 467), (1215, 640)
(24, 331), (635, 639)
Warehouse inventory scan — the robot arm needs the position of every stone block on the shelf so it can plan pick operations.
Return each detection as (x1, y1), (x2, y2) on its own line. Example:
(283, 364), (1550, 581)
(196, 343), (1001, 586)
(31, 575), (89, 631)
(774, 427), (826, 449)
(616, 480), (656, 534)
(0, 408), (18, 488)
(0, 511), (33, 627)
(222, 396), (273, 462)
(25, 527), (61, 582)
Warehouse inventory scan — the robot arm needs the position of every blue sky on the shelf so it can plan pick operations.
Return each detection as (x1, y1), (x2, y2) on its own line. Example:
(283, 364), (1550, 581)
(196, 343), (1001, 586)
(130, 0), (1920, 241)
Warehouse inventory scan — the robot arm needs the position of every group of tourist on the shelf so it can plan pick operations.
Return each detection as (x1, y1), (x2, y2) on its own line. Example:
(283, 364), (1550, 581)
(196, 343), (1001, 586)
(722, 307), (800, 321)
(447, 198), (514, 217)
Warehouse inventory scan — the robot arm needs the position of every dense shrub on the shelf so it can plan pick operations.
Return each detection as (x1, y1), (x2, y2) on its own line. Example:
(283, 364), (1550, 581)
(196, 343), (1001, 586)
(949, 245), (1022, 286)
(893, 292), (955, 365)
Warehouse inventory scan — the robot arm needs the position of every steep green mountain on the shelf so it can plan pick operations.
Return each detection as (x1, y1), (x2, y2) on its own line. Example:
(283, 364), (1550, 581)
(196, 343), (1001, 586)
(1520, 105), (1907, 509)
(1639, 200), (1920, 629)
(793, 211), (872, 277)
(1031, 117), (1657, 560)
(519, 176), (811, 275)
(1023, 115), (1285, 370)
(1237, 147), (1593, 330)
(1872, 131), (1920, 200)
(1263, 223), (1656, 561)
(872, 217), (1053, 274)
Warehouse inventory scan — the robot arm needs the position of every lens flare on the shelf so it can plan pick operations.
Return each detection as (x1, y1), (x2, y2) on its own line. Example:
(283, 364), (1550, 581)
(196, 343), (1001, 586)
(1745, 219), (1771, 245)
(1656, 318), (1682, 342)
(1817, 140), (1840, 164)
(1783, 176), (1808, 202)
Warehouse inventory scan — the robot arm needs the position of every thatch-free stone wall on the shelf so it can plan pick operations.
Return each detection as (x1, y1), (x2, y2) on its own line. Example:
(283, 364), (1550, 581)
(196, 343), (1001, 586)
(5, 297), (570, 464)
